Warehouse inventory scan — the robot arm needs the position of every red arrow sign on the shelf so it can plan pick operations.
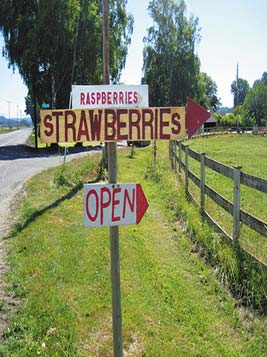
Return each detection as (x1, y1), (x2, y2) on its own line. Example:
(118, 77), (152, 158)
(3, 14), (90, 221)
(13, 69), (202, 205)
(186, 97), (211, 139)
(84, 183), (149, 227)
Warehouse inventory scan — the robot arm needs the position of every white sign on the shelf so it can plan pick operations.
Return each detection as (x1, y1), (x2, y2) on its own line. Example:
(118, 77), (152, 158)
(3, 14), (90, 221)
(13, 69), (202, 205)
(84, 183), (149, 227)
(72, 84), (149, 109)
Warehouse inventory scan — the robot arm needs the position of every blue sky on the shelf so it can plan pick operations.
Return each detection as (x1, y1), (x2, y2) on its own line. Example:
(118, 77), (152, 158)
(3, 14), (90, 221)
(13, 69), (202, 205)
(1, 0), (267, 117)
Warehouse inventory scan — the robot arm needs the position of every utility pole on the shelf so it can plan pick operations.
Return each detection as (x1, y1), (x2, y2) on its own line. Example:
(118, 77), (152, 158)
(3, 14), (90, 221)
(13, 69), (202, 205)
(33, 76), (38, 149)
(236, 63), (239, 107)
(7, 101), (11, 129)
(17, 105), (19, 129)
(236, 63), (239, 132)
(103, 1), (123, 356)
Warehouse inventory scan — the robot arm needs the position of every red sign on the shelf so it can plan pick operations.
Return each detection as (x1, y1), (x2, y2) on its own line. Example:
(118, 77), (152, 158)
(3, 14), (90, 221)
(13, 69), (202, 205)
(84, 183), (149, 227)
(186, 97), (211, 139)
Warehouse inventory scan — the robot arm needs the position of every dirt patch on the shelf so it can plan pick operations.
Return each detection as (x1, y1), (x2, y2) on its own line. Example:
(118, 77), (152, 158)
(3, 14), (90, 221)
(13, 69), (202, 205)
(0, 186), (24, 343)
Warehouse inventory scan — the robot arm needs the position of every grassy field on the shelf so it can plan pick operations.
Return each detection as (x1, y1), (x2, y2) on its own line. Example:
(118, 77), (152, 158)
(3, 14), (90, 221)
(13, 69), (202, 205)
(183, 134), (267, 265)
(1, 141), (267, 355)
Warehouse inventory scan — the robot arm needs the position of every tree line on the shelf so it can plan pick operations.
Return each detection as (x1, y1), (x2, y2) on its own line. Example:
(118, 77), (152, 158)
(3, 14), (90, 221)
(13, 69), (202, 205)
(218, 73), (267, 128)
(0, 0), (224, 126)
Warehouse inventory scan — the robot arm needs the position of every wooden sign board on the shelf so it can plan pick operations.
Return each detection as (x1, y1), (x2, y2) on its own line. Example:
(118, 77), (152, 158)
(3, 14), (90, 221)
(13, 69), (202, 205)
(84, 183), (149, 227)
(72, 84), (149, 109)
(40, 107), (186, 143)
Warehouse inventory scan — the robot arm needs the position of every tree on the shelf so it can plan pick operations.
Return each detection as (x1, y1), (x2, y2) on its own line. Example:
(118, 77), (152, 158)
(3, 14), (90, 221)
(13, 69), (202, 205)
(242, 81), (267, 126)
(231, 78), (250, 107)
(197, 72), (220, 111)
(142, 0), (201, 106)
(0, 0), (133, 114)
(260, 72), (267, 85)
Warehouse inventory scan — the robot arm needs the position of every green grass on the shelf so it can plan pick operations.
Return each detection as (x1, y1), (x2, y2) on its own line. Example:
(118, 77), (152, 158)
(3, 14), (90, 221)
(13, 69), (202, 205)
(1, 142), (267, 355)
(183, 134), (267, 264)
(0, 127), (17, 133)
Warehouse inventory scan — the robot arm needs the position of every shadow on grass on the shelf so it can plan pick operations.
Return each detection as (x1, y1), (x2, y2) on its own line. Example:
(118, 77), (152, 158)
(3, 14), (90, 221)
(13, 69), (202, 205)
(7, 174), (103, 239)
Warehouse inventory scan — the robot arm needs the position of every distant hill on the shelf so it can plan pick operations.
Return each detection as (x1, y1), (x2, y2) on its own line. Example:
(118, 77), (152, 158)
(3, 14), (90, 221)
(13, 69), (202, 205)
(216, 107), (233, 115)
(0, 115), (32, 128)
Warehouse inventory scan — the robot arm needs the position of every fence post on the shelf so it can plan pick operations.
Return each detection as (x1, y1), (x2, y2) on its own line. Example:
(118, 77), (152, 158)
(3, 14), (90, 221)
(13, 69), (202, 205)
(185, 145), (189, 195)
(233, 166), (242, 240)
(178, 141), (182, 175)
(174, 141), (177, 172)
(153, 140), (157, 164)
(169, 141), (172, 165)
(200, 153), (206, 214)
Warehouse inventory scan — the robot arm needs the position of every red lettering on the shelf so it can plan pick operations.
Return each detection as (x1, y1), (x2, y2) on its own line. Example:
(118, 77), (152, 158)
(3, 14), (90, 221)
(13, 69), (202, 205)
(171, 112), (181, 135)
(128, 91), (132, 104)
(123, 188), (135, 218)
(160, 108), (171, 139)
(129, 109), (141, 140)
(133, 91), (138, 104)
(52, 111), (63, 142)
(91, 92), (95, 105)
(80, 92), (85, 105)
(86, 190), (98, 222)
(86, 93), (90, 105)
(117, 109), (128, 140)
(96, 92), (101, 104)
(43, 115), (53, 137)
(113, 92), (118, 104)
(102, 92), (106, 104)
(107, 91), (112, 105)
(64, 110), (76, 142)
(100, 186), (111, 225)
(89, 110), (102, 141)
(77, 110), (89, 141)
(105, 109), (116, 140)
(142, 109), (154, 140)
(119, 91), (124, 104)
(112, 187), (121, 222)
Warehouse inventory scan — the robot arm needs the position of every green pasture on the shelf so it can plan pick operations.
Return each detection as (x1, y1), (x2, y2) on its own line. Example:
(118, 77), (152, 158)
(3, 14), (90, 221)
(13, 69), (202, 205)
(185, 134), (267, 264)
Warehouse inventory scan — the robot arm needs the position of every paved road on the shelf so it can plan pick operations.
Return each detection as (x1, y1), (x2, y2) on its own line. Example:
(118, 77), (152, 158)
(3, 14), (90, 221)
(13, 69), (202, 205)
(0, 128), (101, 237)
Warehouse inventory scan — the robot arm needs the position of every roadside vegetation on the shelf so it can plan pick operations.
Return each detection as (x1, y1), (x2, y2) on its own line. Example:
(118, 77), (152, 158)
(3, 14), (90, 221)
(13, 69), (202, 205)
(1, 140), (267, 355)
(0, 127), (17, 134)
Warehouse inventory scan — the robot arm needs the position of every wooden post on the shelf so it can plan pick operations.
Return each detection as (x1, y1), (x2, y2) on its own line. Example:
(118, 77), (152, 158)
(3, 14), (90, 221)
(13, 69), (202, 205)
(200, 153), (206, 214)
(171, 141), (174, 169)
(233, 166), (241, 240)
(178, 141), (182, 175)
(108, 142), (123, 357)
(33, 70), (38, 149)
(153, 140), (157, 164)
(103, 0), (109, 169)
(174, 141), (177, 172)
(185, 145), (189, 195)
(169, 141), (173, 169)
(103, 1), (122, 356)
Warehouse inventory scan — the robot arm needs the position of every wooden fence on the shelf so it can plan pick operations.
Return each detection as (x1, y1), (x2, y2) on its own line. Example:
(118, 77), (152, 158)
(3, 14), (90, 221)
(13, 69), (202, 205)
(169, 140), (267, 265)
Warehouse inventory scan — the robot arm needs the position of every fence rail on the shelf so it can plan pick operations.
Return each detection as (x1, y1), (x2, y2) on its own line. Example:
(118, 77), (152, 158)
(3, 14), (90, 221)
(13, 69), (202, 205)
(169, 140), (267, 266)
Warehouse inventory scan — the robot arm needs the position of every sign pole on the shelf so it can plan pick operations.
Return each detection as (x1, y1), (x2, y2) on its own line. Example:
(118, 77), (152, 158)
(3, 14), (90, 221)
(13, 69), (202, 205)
(108, 143), (123, 356)
(103, 1), (123, 356)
